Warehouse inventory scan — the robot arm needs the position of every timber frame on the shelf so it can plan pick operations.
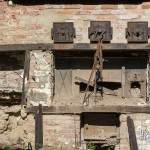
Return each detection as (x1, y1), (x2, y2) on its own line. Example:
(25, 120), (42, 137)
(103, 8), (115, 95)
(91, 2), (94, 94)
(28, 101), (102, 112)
(27, 105), (150, 114)
(0, 43), (150, 51)
(0, 43), (150, 108)
(8, 42), (148, 150)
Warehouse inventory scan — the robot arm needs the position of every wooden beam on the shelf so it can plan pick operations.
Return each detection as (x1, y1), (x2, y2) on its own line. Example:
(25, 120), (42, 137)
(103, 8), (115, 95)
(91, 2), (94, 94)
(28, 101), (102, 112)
(35, 104), (43, 150)
(0, 43), (150, 52)
(127, 116), (139, 150)
(21, 50), (30, 105)
(27, 105), (150, 114)
(0, 44), (52, 52)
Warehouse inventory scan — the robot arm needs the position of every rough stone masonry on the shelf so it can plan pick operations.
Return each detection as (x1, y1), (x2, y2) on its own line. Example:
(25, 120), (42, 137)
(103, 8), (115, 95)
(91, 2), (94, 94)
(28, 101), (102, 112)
(0, 0), (150, 150)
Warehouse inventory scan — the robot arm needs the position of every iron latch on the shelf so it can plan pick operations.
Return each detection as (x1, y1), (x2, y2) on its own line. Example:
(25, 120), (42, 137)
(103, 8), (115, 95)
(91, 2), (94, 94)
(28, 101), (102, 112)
(126, 22), (150, 43)
(51, 22), (75, 43)
(88, 21), (113, 42)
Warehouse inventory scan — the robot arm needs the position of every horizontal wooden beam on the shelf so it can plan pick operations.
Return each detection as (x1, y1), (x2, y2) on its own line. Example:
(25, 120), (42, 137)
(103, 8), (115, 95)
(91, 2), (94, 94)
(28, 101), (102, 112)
(0, 43), (150, 52)
(0, 44), (52, 52)
(27, 105), (150, 114)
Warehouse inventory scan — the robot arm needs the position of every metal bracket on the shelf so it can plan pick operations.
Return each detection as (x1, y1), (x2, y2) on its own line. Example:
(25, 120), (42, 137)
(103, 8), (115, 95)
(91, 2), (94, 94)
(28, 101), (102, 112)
(88, 21), (112, 42)
(51, 22), (75, 43)
(126, 22), (149, 43)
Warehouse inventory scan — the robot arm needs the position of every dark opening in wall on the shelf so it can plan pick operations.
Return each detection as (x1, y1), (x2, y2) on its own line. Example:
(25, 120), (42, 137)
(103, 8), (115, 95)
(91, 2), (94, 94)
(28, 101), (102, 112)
(81, 113), (120, 149)
(11, 0), (149, 6)
(131, 81), (141, 89)
(79, 82), (121, 92)
(87, 143), (115, 150)
(0, 52), (25, 105)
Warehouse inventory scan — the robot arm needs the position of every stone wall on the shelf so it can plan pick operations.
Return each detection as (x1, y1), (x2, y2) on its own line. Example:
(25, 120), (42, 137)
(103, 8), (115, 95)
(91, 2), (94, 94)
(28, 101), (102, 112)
(119, 114), (150, 150)
(27, 50), (54, 106)
(132, 114), (150, 150)
(119, 114), (130, 150)
(0, 52), (24, 92)
(0, 106), (34, 149)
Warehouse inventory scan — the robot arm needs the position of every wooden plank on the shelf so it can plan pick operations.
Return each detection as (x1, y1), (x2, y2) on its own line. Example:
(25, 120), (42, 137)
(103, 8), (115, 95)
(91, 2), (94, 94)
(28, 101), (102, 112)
(55, 69), (72, 100)
(53, 43), (150, 51)
(27, 105), (150, 114)
(127, 116), (139, 150)
(35, 104), (43, 150)
(0, 44), (52, 52)
(0, 43), (150, 52)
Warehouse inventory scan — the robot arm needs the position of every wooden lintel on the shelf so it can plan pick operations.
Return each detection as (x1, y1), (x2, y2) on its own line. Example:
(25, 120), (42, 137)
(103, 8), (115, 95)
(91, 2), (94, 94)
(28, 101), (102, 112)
(0, 43), (150, 52)
(27, 105), (150, 114)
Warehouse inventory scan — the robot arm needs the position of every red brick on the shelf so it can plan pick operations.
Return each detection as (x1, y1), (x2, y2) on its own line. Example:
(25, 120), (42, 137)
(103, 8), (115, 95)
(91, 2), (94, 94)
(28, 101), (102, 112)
(142, 2), (150, 9)
(101, 5), (118, 9)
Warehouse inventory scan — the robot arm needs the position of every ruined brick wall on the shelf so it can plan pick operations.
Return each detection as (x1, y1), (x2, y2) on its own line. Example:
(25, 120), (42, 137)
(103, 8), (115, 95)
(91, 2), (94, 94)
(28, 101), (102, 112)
(0, 2), (150, 44)
(0, 1), (150, 150)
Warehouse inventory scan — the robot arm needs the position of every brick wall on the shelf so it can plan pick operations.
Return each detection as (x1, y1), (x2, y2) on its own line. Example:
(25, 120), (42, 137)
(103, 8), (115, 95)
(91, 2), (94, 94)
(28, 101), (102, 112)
(0, 2), (150, 44)
(43, 115), (81, 150)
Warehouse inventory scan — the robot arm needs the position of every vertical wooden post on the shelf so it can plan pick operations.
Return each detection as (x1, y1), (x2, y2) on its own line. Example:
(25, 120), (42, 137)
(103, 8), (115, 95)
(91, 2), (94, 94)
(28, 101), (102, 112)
(121, 66), (126, 98)
(146, 51), (150, 102)
(127, 116), (138, 150)
(22, 50), (30, 105)
(35, 104), (43, 150)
